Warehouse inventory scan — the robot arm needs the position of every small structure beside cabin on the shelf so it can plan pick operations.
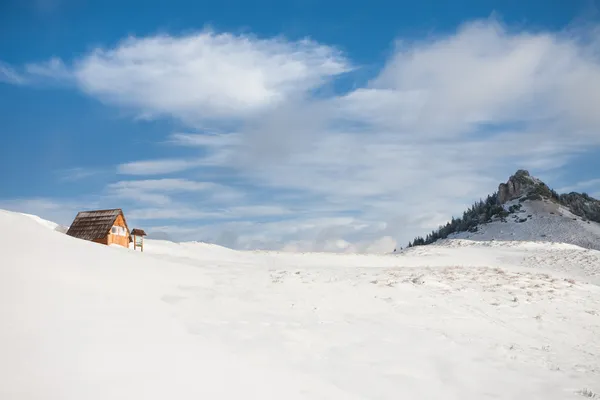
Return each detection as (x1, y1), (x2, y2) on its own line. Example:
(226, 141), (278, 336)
(131, 228), (147, 252)
(66, 209), (131, 248)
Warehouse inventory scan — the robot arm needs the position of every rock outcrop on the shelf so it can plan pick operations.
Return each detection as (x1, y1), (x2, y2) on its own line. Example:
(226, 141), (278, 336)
(497, 170), (551, 204)
(408, 169), (600, 248)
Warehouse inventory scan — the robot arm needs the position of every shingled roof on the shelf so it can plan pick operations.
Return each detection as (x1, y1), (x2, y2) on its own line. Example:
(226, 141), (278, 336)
(66, 209), (129, 241)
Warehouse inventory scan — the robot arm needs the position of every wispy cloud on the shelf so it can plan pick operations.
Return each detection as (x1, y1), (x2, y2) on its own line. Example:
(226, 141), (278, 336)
(25, 57), (71, 82)
(0, 62), (27, 85)
(128, 204), (291, 221)
(117, 159), (201, 175)
(58, 167), (104, 182)
(106, 178), (239, 205)
(1, 57), (72, 86)
(168, 132), (240, 148)
(108, 178), (219, 192)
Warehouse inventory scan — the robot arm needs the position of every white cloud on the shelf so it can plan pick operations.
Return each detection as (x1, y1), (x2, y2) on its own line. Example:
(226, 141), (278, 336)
(281, 235), (397, 254)
(117, 159), (201, 175)
(0, 62), (26, 84)
(6, 19), (600, 252)
(108, 189), (173, 206)
(223, 205), (292, 218)
(25, 57), (71, 81)
(337, 20), (600, 140)
(128, 207), (215, 220)
(142, 215), (400, 253)
(168, 132), (240, 148)
(145, 216), (357, 247)
(58, 167), (104, 181)
(106, 178), (245, 207)
(128, 204), (291, 221)
(166, 132), (242, 166)
(108, 178), (218, 192)
(1, 57), (71, 86)
(20, 31), (349, 124)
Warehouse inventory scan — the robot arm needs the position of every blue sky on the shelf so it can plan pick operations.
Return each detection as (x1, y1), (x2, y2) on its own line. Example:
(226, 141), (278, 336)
(1, 0), (600, 251)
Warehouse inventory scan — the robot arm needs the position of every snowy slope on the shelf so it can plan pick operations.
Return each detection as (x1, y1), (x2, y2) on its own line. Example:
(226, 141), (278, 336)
(19, 212), (60, 231)
(449, 198), (600, 250)
(1, 209), (600, 399)
(20, 211), (69, 233)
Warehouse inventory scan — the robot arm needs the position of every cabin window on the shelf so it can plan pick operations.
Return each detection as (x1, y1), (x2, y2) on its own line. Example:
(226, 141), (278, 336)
(111, 226), (127, 236)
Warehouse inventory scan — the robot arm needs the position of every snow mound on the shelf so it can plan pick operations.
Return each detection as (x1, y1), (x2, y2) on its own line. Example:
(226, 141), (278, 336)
(1, 209), (600, 399)
(17, 211), (60, 231)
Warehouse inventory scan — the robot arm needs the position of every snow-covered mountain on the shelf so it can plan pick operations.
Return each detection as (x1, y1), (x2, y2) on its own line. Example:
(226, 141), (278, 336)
(450, 197), (600, 250)
(409, 170), (600, 250)
(1, 208), (600, 399)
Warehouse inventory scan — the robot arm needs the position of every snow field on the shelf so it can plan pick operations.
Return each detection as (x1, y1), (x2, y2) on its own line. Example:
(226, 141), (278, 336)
(1, 209), (599, 399)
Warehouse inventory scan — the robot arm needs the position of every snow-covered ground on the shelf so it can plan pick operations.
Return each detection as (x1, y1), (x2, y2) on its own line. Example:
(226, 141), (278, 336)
(449, 198), (600, 251)
(1, 209), (600, 399)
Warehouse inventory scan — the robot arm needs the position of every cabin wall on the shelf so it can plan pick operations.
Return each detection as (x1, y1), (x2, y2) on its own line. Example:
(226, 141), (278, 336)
(93, 238), (108, 245)
(114, 214), (127, 229)
(107, 214), (130, 247)
(107, 233), (129, 247)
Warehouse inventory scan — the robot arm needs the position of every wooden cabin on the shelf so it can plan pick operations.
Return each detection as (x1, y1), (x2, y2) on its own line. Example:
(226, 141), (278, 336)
(66, 209), (131, 247)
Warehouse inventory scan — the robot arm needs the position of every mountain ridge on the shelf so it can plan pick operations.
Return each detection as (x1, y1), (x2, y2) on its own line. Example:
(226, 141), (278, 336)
(407, 170), (600, 250)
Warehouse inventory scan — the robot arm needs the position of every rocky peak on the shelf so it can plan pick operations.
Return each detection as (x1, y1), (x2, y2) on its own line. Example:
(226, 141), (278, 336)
(497, 169), (550, 204)
(408, 169), (600, 249)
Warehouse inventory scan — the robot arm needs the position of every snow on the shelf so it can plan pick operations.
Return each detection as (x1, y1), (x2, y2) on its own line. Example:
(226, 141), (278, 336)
(19, 212), (60, 231)
(1, 209), (600, 399)
(449, 199), (600, 251)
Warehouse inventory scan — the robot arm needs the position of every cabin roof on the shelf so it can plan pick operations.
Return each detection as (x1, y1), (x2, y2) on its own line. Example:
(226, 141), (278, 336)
(131, 228), (147, 236)
(66, 208), (129, 241)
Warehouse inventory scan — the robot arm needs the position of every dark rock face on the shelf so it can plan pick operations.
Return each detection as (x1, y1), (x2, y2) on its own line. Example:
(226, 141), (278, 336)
(498, 170), (538, 204)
